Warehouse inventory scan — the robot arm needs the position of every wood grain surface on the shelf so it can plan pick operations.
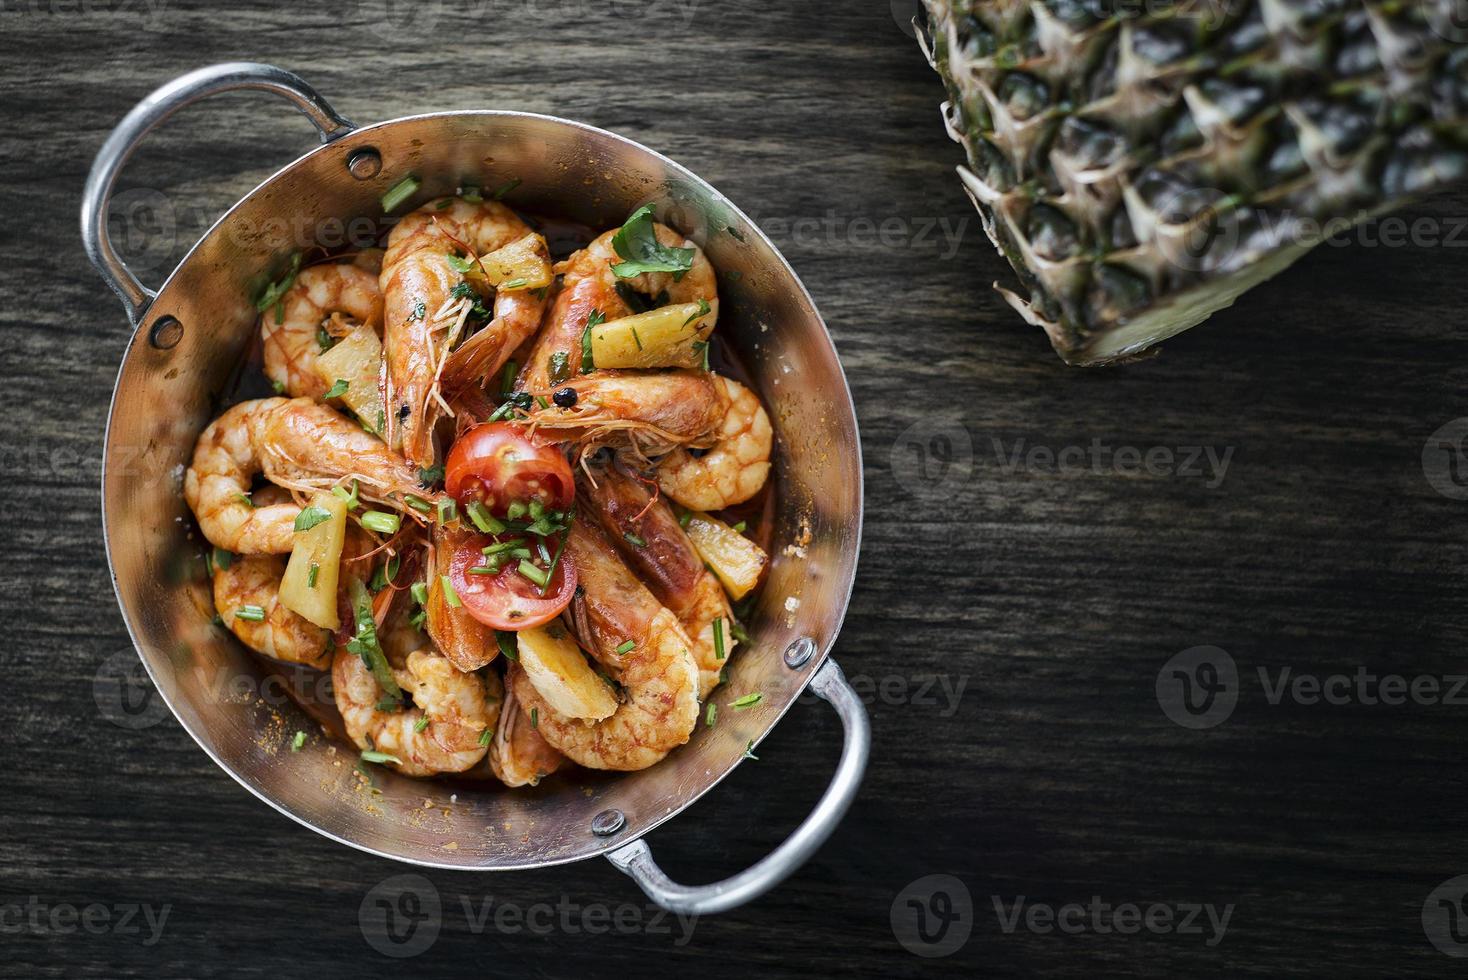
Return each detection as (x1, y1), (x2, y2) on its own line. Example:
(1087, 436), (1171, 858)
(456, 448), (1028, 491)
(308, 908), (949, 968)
(6, 1), (1468, 976)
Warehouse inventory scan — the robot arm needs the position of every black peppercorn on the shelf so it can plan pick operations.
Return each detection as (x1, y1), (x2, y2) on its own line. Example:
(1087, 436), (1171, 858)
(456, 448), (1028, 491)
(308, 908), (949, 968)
(552, 387), (578, 408)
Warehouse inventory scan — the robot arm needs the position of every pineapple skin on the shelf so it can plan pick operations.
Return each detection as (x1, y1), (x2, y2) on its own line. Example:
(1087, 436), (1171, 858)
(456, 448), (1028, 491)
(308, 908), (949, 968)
(919, 0), (1468, 365)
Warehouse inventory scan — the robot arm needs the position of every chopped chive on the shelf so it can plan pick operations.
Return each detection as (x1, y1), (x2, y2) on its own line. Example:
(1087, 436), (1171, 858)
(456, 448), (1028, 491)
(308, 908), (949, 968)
(491, 177), (521, 200)
(332, 479), (361, 510)
(435, 198), (454, 210)
(615, 639), (636, 655)
(506, 501), (527, 521)
(254, 252), (302, 312)
(481, 538), (526, 555)
(323, 378), (349, 400)
(705, 703), (717, 727)
(270, 378), (286, 394)
(478, 727), (492, 746)
(291, 731), (307, 751)
(536, 395), (549, 410)
(415, 717), (430, 733)
(678, 510), (692, 528)
(361, 511), (401, 534)
(517, 560), (549, 588)
(624, 532), (647, 548)
(501, 359), (519, 396)
(468, 564), (501, 575)
(742, 740), (759, 760)
(410, 581), (429, 606)
(732, 692), (762, 709)
(440, 574), (462, 608)
(361, 749), (401, 765)
(307, 562), (319, 589)
(294, 505), (332, 533)
(212, 547), (233, 572)
(713, 618), (726, 661)
(730, 621), (751, 644)
(235, 492), (254, 509)
(418, 464), (445, 485)
(235, 605), (266, 622)
(460, 185), (482, 203)
(631, 326), (643, 350)
(538, 531), (569, 598)
(732, 520), (747, 533)
(496, 630), (519, 661)
(529, 707), (538, 730)
(465, 500), (503, 534)
(380, 175), (420, 213)
(502, 277), (528, 290)
(403, 493), (433, 513)
(691, 339), (710, 371)
(437, 498), (458, 525)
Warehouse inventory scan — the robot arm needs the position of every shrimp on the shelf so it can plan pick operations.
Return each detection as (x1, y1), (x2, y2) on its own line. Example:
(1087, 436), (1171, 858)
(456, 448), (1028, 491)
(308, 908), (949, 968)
(253, 397), (431, 510)
(656, 375), (772, 510)
(212, 553), (330, 668)
(509, 522), (699, 771)
(519, 226), (722, 453)
(381, 197), (548, 468)
(424, 524), (500, 672)
(185, 398), (300, 553)
(333, 646), (499, 777)
(580, 457), (734, 697)
(262, 264), (381, 399)
(489, 666), (567, 787)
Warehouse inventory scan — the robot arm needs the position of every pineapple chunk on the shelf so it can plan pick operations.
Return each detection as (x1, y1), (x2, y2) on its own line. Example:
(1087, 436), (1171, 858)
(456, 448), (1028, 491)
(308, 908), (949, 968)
(478, 233), (553, 291)
(684, 512), (767, 600)
(314, 323), (386, 436)
(278, 491), (348, 629)
(516, 624), (617, 721)
(590, 303), (714, 370)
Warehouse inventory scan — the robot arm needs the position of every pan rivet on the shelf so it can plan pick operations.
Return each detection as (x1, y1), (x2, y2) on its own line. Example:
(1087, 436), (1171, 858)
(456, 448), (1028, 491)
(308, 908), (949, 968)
(148, 316), (183, 350)
(591, 809), (626, 837)
(346, 148), (382, 180)
(783, 637), (816, 669)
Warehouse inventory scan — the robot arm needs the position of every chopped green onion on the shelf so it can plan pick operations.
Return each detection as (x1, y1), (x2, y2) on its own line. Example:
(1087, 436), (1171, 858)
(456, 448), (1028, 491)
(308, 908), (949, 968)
(631, 326), (643, 350)
(502, 277), (528, 290)
(529, 707), (538, 730)
(730, 621), (751, 644)
(235, 492), (254, 509)
(536, 395), (549, 410)
(468, 564), (501, 575)
(705, 703), (717, 728)
(403, 493), (433, 513)
(380, 175), (421, 213)
(496, 631), (519, 662)
(447, 253), (477, 275)
(478, 728), (492, 746)
(437, 498), (458, 525)
(506, 501), (528, 521)
(291, 731), (307, 751)
(491, 177), (521, 200)
(361, 749), (401, 765)
(500, 359), (519, 396)
(235, 605), (266, 622)
(370, 554), (400, 592)
(323, 378), (349, 400)
(294, 505), (332, 533)
(517, 560), (549, 588)
(361, 511), (401, 534)
(254, 252), (302, 313)
(410, 581), (429, 606)
(418, 464), (445, 485)
(332, 480), (361, 510)
(482, 538), (527, 555)
(538, 531), (570, 597)
(678, 510), (692, 528)
(435, 198), (454, 210)
(307, 563), (319, 589)
(270, 378), (286, 394)
(466, 501), (504, 534)
(212, 547), (233, 572)
(692, 340), (710, 371)
(460, 185), (482, 203)
(713, 618), (726, 661)
(347, 577), (401, 705)
(615, 639), (636, 655)
(732, 692), (762, 709)
(624, 532), (647, 548)
(440, 574), (462, 608)
(415, 717), (430, 733)
(732, 520), (747, 533)
(683, 298), (711, 326)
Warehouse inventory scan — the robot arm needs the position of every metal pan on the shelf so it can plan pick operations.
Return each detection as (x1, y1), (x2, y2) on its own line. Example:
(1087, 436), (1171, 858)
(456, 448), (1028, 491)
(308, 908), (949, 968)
(82, 62), (867, 914)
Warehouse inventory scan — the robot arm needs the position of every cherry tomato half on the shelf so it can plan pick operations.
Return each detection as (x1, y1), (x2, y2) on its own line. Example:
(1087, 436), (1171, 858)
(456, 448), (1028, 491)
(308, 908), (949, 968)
(448, 533), (577, 631)
(445, 422), (575, 517)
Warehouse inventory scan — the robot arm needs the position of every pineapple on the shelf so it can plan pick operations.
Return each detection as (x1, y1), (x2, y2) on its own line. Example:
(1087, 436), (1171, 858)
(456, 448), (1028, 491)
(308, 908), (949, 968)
(918, 0), (1468, 364)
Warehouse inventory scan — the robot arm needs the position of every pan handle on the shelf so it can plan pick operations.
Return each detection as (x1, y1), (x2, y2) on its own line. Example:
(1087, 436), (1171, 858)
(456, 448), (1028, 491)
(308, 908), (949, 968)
(81, 62), (355, 326)
(605, 657), (870, 915)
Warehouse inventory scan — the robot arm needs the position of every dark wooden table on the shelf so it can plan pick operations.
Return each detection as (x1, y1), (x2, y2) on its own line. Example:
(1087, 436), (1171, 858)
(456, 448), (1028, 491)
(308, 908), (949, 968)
(7, 1), (1468, 976)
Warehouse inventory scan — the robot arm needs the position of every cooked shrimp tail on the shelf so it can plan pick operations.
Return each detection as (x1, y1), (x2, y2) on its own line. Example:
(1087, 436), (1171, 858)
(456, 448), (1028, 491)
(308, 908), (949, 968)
(489, 666), (567, 787)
